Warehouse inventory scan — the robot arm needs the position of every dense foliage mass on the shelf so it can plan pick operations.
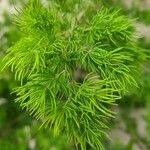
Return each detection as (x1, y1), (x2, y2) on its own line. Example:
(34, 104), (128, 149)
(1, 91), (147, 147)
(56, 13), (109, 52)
(2, 0), (147, 149)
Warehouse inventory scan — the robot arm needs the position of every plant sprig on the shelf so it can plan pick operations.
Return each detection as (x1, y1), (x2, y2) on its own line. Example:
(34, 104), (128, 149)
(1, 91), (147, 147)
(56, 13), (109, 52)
(3, 0), (147, 149)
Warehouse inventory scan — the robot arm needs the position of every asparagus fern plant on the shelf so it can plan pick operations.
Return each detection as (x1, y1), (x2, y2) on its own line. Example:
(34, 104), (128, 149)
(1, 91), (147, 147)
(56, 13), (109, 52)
(2, 0), (147, 149)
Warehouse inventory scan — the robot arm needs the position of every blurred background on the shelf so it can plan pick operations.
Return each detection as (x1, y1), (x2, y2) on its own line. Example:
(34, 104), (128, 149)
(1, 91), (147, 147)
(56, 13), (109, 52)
(0, 0), (150, 150)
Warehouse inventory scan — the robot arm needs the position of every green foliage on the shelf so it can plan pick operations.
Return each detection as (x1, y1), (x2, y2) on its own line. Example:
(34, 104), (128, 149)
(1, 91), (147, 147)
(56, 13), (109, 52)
(0, 12), (20, 101)
(0, 103), (71, 150)
(2, 0), (147, 149)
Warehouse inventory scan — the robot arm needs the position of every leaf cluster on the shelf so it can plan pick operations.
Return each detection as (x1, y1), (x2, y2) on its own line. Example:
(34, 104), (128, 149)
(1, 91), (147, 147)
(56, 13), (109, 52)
(2, 0), (147, 149)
